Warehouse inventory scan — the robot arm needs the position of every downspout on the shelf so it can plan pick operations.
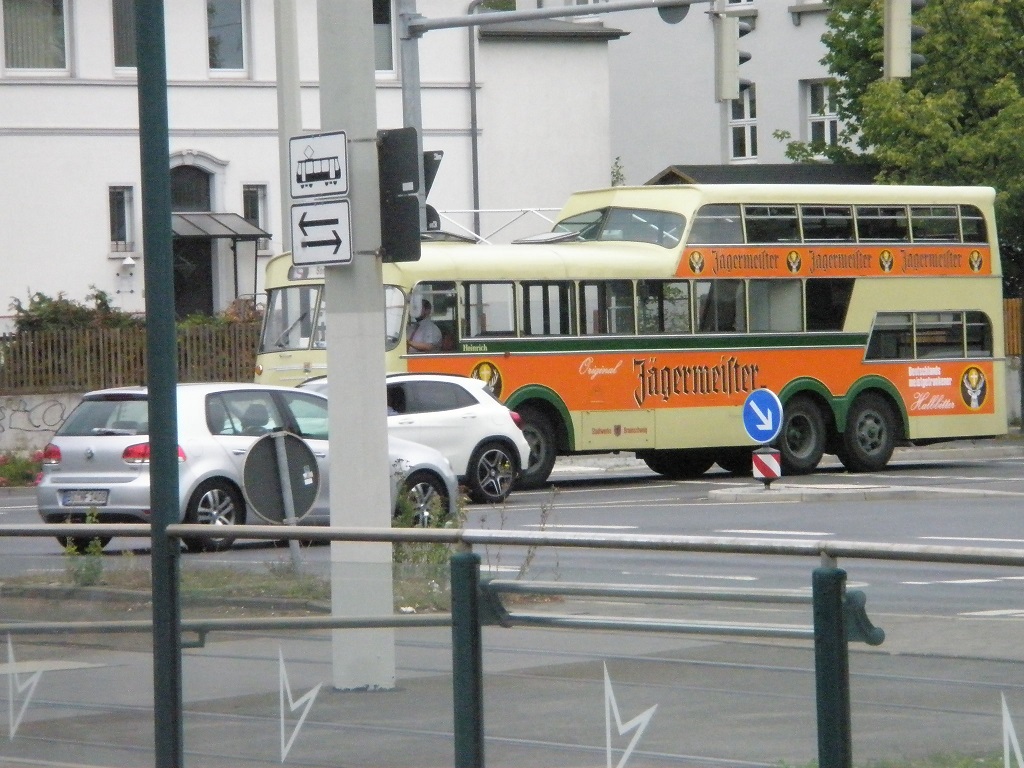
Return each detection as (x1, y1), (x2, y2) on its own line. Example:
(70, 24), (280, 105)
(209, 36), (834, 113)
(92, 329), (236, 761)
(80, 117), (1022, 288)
(467, 0), (485, 238)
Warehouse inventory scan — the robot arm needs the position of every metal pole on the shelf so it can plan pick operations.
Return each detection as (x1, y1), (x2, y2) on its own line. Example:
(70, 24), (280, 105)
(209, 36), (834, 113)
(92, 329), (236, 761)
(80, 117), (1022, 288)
(398, 0), (428, 231)
(451, 549), (485, 768)
(273, 433), (303, 572)
(275, 0), (303, 253)
(812, 567), (852, 768)
(134, 0), (183, 765)
(467, 0), (484, 238)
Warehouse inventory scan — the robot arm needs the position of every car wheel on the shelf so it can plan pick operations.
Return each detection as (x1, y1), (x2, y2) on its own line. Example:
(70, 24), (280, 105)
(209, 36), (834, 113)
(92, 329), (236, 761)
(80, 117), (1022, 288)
(182, 479), (245, 553)
(839, 393), (898, 472)
(398, 470), (451, 526)
(59, 536), (111, 553)
(779, 396), (826, 475)
(641, 449), (715, 479)
(517, 408), (557, 489)
(466, 441), (519, 504)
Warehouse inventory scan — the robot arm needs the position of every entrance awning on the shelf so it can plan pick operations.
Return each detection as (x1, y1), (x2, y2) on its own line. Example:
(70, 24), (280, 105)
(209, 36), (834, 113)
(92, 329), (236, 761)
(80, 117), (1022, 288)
(171, 212), (270, 240)
(171, 213), (273, 306)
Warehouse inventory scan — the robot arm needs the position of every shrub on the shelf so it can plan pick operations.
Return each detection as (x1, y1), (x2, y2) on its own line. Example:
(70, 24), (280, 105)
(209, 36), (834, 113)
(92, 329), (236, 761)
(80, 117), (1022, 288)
(10, 287), (143, 332)
(0, 450), (43, 487)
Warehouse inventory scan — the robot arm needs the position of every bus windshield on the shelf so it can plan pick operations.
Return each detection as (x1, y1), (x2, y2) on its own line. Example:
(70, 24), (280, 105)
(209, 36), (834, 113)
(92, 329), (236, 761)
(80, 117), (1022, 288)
(554, 207), (685, 248)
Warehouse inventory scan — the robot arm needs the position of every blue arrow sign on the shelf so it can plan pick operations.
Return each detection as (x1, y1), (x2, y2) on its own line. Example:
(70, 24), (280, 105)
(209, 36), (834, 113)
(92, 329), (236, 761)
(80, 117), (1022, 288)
(742, 389), (783, 444)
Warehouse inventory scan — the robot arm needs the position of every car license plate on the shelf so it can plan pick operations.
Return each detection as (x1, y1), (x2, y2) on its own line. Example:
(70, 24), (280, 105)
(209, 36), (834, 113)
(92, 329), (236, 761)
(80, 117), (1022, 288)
(62, 490), (109, 507)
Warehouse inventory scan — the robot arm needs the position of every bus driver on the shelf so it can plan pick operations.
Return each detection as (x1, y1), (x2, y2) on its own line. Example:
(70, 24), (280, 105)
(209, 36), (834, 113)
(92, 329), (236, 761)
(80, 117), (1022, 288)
(407, 299), (442, 352)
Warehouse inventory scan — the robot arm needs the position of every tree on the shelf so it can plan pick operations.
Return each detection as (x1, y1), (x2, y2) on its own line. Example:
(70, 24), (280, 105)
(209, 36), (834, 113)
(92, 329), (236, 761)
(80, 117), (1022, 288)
(798, 0), (1024, 294)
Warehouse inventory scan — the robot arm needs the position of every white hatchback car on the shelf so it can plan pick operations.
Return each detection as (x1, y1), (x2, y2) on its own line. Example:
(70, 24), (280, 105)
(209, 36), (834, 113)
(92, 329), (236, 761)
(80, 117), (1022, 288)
(36, 383), (459, 552)
(301, 374), (530, 504)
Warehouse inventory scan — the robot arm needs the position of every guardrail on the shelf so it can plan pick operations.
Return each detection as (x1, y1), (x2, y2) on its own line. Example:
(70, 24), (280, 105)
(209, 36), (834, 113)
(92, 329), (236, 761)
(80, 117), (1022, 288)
(5, 523), (1024, 768)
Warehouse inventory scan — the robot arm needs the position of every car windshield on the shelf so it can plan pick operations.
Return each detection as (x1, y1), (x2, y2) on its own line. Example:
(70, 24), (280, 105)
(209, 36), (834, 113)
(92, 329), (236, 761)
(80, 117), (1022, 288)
(57, 398), (149, 436)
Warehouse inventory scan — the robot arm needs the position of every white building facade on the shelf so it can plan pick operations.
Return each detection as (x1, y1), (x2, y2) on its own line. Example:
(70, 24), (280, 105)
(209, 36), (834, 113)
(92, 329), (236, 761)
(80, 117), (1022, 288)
(0, 0), (836, 329)
(603, 0), (834, 183)
(0, 0), (625, 327)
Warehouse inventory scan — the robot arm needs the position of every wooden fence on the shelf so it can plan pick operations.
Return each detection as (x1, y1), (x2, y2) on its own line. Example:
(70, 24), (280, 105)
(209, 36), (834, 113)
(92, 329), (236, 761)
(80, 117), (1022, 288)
(0, 324), (260, 394)
(1008, 298), (1022, 357)
(1, 302), (1021, 395)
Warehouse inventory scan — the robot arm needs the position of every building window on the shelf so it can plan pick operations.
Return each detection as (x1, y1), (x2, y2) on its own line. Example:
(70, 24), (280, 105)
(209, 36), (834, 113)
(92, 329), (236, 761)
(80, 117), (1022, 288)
(373, 0), (393, 71)
(109, 186), (134, 252)
(808, 82), (838, 147)
(208, 0), (245, 70)
(243, 184), (270, 251)
(112, 0), (135, 67)
(730, 86), (757, 160)
(3, 0), (66, 69)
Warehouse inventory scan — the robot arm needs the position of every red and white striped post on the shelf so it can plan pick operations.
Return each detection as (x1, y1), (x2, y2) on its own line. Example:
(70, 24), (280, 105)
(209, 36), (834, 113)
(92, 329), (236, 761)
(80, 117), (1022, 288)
(752, 446), (781, 489)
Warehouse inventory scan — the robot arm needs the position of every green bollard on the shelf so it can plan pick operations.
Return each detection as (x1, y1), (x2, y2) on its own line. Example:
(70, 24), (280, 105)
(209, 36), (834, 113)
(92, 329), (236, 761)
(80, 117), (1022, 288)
(451, 550), (485, 768)
(813, 567), (852, 768)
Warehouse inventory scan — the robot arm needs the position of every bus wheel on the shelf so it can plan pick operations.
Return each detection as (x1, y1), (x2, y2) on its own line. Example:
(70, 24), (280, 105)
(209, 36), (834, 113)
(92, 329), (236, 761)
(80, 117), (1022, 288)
(779, 396), (826, 475)
(517, 408), (557, 489)
(642, 449), (714, 479)
(715, 448), (753, 476)
(839, 393), (897, 472)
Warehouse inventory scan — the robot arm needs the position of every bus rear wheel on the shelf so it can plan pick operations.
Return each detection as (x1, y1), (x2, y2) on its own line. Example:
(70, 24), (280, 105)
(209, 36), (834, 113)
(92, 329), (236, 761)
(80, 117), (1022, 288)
(641, 449), (715, 479)
(517, 408), (557, 489)
(838, 393), (897, 472)
(779, 396), (826, 475)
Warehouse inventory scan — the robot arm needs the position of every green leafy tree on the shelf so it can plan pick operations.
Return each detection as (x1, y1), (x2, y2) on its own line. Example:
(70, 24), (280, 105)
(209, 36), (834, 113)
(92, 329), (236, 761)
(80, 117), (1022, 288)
(787, 0), (1024, 294)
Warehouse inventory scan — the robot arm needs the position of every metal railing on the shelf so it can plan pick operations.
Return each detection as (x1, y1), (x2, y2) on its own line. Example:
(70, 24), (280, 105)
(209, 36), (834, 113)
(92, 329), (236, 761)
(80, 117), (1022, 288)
(5, 522), (1024, 768)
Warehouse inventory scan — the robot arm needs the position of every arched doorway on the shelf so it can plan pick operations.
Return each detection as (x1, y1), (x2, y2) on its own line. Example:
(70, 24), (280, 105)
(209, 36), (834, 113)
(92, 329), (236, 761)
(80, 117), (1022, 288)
(171, 165), (214, 318)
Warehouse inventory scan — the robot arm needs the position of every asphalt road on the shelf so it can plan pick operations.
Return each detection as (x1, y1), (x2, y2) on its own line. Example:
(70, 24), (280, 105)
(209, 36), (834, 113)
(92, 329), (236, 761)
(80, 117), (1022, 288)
(1, 439), (1023, 767)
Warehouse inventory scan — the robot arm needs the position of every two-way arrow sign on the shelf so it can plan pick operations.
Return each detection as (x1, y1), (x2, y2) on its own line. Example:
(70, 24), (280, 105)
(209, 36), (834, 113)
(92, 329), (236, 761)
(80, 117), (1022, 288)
(290, 199), (352, 266)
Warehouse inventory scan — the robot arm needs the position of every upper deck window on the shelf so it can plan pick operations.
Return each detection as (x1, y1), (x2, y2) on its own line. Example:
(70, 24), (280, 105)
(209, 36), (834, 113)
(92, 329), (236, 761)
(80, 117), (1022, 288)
(910, 205), (959, 242)
(554, 207), (685, 248)
(855, 205), (910, 242)
(961, 206), (987, 243)
(689, 204), (743, 244)
(800, 205), (854, 242)
(744, 205), (800, 243)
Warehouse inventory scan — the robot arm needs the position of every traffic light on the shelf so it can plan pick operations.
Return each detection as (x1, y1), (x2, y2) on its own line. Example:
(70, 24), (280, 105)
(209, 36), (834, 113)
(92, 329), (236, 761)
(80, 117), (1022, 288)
(883, 0), (926, 79)
(714, 13), (752, 102)
(377, 127), (421, 263)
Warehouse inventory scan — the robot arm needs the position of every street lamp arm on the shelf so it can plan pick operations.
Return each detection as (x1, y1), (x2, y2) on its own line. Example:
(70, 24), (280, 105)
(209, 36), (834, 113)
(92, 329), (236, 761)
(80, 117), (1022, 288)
(403, 0), (708, 37)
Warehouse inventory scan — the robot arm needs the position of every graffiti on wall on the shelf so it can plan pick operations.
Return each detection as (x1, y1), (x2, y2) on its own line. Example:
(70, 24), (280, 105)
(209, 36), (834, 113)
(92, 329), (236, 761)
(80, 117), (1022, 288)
(0, 396), (78, 453)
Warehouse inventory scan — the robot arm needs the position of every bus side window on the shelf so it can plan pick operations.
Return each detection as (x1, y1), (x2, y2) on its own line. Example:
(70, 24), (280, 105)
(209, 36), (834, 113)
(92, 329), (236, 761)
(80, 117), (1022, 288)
(965, 311), (993, 356)
(462, 281), (516, 337)
(638, 280), (690, 334)
(580, 280), (634, 335)
(696, 280), (745, 333)
(744, 205), (800, 243)
(805, 278), (854, 331)
(800, 205), (854, 242)
(960, 206), (988, 243)
(856, 206), (909, 242)
(688, 204), (742, 245)
(866, 313), (913, 360)
(523, 281), (576, 336)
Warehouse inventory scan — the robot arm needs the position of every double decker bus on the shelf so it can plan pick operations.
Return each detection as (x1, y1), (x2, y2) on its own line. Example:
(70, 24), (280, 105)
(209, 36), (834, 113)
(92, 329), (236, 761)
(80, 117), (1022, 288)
(255, 184), (1007, 488)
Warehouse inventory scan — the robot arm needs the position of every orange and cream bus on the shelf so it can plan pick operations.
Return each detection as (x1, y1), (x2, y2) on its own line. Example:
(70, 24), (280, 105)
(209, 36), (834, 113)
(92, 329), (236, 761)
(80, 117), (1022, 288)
(255, 183), (1007, 488)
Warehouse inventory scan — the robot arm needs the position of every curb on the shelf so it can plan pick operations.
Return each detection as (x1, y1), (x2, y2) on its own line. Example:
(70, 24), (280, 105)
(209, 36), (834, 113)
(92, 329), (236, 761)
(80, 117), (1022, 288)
(708, 483), (954, 503)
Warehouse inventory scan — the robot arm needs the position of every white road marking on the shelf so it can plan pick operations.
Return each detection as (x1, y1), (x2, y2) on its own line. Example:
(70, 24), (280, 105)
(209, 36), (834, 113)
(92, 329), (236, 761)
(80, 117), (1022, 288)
(717, 529), (833, 537)
(522, 524), (637, 530)
(920, 536), (1024, 544)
